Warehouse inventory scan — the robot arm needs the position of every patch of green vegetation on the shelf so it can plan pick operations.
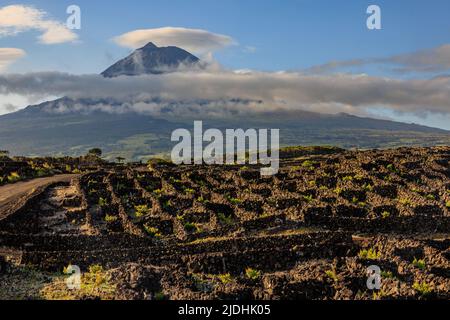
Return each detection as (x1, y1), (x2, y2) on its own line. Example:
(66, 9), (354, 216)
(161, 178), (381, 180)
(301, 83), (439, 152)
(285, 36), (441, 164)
(144, 225), (161, 238)
(412, 258), (426, 270)
(342, 175), (353, 182)
(325, 269), (338, 282)
(358, 248), (381, 260)
(154, 292), (166, 300)
(446, 201), (450, 208)
(372, 290), (387, 300)
(184, 188), (195, 195)
(184, 222), (199, 233)
(363, 184), (373, 192)
(98, 197), (108, 207)
(381, 211), (391, 219)
(197, 196), (210, 204)
(104, 215), (118, 223)
(217, 273), (233, 284)
(226, 195), (242, 205)
(7, 172), (21, 183)
(381, 271), (395, 279)
(217, 213), (234, 225)
(412, 281), (433, 297)
(301, 160), (317, 169)
(41, 264), (116, 300)
(398, 198), (412, 206)
(245, 268), (261, 280)
(386, 163), (399, 173)
(425, 194), (436, 201)
(303, 195), (314, 203)
(134, 204), (150, 218)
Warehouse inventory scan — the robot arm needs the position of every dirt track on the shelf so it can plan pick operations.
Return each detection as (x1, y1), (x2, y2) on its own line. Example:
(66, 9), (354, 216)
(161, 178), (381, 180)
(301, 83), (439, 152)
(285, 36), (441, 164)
(0, 174), (79, 218)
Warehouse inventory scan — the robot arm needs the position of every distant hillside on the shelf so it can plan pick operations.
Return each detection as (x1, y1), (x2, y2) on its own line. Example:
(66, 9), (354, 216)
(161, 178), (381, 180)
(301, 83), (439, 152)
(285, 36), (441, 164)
(1, 42), (449, 160)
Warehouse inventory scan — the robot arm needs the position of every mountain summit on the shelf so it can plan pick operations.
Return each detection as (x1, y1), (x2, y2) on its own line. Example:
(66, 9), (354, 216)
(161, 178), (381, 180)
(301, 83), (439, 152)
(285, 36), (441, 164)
(101, 42), (200, 77)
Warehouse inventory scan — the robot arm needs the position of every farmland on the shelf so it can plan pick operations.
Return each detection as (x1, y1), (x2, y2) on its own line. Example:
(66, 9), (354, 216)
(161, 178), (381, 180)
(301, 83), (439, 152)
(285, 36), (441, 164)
(0, 146), (449, 300)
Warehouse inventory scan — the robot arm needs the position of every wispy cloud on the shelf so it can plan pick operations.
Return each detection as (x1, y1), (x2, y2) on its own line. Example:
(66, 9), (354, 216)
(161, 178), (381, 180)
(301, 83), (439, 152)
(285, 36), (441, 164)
(0, 5), (78, 44)
(306, 44), (450, 74)
(113, 27), (236, 54)
(0, 48), (26, 71)
(1, 70), (450, 118)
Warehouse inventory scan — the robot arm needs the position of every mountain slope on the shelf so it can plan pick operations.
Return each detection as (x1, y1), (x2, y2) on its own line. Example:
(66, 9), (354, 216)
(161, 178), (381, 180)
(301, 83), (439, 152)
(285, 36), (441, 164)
(1, 42), (449, 160)
(101, 42), (200, 77)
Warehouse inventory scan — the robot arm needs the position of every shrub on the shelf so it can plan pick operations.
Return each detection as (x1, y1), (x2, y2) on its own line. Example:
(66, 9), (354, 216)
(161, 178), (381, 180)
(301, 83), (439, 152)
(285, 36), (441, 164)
(325, 269), (338, 282)
(184, 222), (198, 233)
(425, 194), (435, 201)
(445, 201), (450, 208)
(144, 225), (161, 238)
(412, 258), (426, 270)
(245, 268), (261, 280)
(98, 197), (108, 207)
(104, 215), (118, 223)
(413, 281), (433, 297)
(358, 248), (381, 260)
(381, 211), (391, 219)
(381, 271), (394, 279)
(227, 196), (242, 205)
(154, 292), (166, 300)
(218, 273), (233, 284)
(7, 172), (21, 183)
(217, 213), (234, 225)
(134, 205), (150, 217)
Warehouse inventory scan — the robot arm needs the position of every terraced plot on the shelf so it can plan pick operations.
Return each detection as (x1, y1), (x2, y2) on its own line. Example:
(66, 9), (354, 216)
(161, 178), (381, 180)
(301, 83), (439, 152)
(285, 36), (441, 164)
(1, 146), (449, 300)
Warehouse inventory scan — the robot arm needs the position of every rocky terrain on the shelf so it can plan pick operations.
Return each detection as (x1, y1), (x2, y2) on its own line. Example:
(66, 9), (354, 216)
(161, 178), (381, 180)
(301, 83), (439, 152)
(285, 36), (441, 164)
(0, 146), (449, 300)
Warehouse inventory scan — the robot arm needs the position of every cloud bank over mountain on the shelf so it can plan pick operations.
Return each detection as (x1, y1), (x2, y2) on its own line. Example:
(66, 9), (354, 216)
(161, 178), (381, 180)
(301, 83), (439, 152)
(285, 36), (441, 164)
(1, 69), (449, 118)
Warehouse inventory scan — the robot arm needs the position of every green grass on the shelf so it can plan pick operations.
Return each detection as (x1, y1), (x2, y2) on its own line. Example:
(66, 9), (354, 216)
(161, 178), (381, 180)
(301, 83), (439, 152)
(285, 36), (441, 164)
(217, 273), (233, 284)
(7, 172), (21, 183)
(144, 225), (161, 238)
(245, 268), (261, 280)
(134, 204), (150, 218)
(104, 215), (118, 223)
(217, 213), (234, 225)
(358, 248), (381, 260)
(412, 258), (426, 270)
(184, 222), (199, 233)
(325, 269), (338, 282)
(413, 281), (433, 297)
(381, 211), (391, 219)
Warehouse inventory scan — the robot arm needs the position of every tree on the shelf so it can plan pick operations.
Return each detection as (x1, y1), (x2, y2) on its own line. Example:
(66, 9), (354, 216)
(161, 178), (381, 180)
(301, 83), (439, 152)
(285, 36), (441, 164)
(88, 148), (102, 157)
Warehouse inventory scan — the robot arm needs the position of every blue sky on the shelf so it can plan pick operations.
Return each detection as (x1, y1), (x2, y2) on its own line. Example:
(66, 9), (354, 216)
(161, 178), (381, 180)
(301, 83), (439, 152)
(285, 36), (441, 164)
(2, 0), (449, 73)
(1, 0), (450, 129)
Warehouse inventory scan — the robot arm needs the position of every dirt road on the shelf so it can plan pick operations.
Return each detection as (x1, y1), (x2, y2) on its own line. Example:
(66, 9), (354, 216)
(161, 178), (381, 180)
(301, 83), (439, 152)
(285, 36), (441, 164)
(0, 174), (79, 218)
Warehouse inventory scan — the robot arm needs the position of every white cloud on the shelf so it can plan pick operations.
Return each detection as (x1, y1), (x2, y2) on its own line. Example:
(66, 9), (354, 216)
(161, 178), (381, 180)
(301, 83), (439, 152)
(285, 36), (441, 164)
(1, 70), (450, 118)
(0, 48), (26, 71)
(306, 44), (450, 74)
(0, 5), (78, 44)
(113, 27), (236, 54)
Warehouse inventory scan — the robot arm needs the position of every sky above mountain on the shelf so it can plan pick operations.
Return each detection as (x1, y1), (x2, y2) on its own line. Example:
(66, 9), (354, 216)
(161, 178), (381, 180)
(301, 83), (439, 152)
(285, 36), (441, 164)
(1, 0), (450, 129)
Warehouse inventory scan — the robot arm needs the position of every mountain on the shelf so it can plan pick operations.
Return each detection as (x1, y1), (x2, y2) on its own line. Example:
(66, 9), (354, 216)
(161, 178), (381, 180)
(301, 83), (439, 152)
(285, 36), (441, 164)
(1, 42), (450, 160)
(101, 42), (200, 77)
